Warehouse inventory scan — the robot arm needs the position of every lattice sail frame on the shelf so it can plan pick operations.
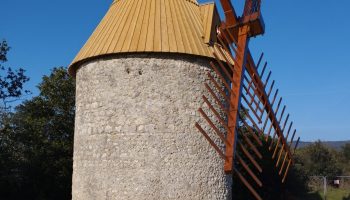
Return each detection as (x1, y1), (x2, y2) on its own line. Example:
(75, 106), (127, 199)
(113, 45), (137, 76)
(195, 1), (300, 200)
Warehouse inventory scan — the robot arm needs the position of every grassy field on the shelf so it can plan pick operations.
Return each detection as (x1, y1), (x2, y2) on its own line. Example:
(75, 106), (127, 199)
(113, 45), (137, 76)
(309, 188), (350, 200)
(324, 188), (350, 200)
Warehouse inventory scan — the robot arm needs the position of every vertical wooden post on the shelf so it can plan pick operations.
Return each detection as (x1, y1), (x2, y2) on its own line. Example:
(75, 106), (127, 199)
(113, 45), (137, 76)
(224, 25), (251, 173)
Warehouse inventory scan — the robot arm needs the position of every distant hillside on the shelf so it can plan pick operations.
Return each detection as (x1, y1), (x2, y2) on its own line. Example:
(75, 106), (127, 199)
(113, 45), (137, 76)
(297, 140), (350, 150)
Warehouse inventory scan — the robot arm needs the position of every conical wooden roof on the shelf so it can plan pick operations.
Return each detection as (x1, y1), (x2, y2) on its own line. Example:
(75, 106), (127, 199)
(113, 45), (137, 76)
(69, 0), (224, 76)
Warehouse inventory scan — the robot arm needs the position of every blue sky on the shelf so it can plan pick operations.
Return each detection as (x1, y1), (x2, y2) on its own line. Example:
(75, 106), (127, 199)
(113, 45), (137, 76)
(1, 0), (350, 141)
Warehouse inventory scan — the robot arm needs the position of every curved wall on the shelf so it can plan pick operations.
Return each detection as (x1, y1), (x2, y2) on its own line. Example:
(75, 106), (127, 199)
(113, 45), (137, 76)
(72, 54), (231, 200)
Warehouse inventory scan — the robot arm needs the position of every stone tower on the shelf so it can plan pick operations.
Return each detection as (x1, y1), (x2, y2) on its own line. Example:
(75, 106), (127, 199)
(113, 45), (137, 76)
(69, 0), (231, 199)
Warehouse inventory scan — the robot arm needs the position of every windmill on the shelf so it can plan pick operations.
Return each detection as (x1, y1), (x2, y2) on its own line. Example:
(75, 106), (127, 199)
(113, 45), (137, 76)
(69, 0), (301, 199)
(195, 0), (300, 199)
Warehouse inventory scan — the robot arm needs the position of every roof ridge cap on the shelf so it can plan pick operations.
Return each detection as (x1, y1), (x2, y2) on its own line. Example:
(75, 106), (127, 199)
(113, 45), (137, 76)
(112, 0), (199, 6)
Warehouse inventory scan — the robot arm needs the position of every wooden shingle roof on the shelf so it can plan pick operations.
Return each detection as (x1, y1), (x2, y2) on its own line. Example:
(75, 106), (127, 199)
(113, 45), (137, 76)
(69, 0), (226, 76)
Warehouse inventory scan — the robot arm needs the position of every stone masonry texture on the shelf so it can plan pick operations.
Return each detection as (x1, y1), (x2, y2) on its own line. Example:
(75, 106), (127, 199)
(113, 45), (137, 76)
(73, 53), (231, 200)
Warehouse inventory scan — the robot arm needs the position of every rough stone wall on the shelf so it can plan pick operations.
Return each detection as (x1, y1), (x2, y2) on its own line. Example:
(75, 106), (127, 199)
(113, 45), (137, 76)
(73, 53), (231, 200)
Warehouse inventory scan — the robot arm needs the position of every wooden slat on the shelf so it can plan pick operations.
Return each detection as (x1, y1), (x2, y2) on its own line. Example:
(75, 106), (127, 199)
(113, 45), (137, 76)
(201, 3), (214, 43)
(189, 2), (206, 39)
(279, 154), (288, 175)
(123, 0), (145, 52)
(94, 0), (132, 56)
(205, 83), (229, 115)
(170, 0), (185, 52)
(276, 122), (292, 167)
(154, 0), (162, 51)
(78, 1), (116, 60)
(160, 0), (169, 52)
(202, 95), (228, 130)
(181, 0), (206, 56)
(195, 123), (227, 160)
(238, 142), (262, 173)
(105, 0), (136, 53)
(198, 108), (230, 147)
(238, 113), (263, 147)
(137, 0), (152, 51)
(118, 0), (143, 52)
(209, 62), (231, 92)
(188, 2), (206, 45)
(241, 94), (263, 123)
(234, 168), (263, 200)
(282, 159), (292, 183)
(200, 4), (209, 38)
(176, 0), (196, 54)
(207, 74), (231, 104)
(145, 0), (156, 51)
(164, 0), (177, 52)
(237, 154), (263, 187)
(212, 52), (234, 83)
(129, 0), (147, 51)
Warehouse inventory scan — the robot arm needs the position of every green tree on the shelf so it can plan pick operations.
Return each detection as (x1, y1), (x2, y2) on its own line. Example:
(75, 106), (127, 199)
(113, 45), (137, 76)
(0, 67), (75, 200)
(297, 141), (342, 177)
(342, 143), (350, 161)
(0, 40), (30, 112)
(0, 39), (30, 199)
(340, 143), (350, 174)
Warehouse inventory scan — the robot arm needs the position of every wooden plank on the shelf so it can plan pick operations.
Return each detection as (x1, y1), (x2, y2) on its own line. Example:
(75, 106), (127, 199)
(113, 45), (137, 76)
(202, 4), (210, 40)
(78, 3), (115, 60)
(174, 0), (192, 53)
(129, 0), (147, 51)
(119, 0), (144, 52)
(238, 141), (262, 173)
(137, 0), (152, 51)
(185, 1), (208, 55)
(153, 0), (162, 51)
(223, 25), (250, 173)
(189, 2), (205, 37)
(103, 0), (135, 54)
(198, 108), (230, 147)
(145, 0), (156, 52)
(202, 95), (228, 130)
(237, 154), (263, 187)
(183, 1), (210, 55)
(204, 4), (214, 43)
(234, 168), (263, 200)
(169, 0), (185, 52)
(160, 0), (169, 52)
(206, 73), (231, 103)
(195, 123), (227, 160)
(164, 0), (177, 52)
(121, 0), (143, 52)
(245, 52), (295, 161)
(176, 0), (197, 54)
(205, 83), (229, 115)
(90, 0), (128, 56)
